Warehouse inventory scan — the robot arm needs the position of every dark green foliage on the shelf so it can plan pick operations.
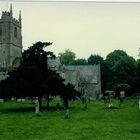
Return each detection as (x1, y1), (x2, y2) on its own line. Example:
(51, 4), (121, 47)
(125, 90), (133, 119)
(105, 50), (136, 93)
(134, 59), (140, 92)
(72, 58), (87, 65)
(88, 54), (104, 65)
(112, 56), (136, 85)
(0, 42), (60, 106)
(136, 59), (140, 77)
(106, 50), (128, 68)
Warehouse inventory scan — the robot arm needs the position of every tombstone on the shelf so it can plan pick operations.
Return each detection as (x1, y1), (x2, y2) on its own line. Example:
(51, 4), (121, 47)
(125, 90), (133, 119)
(17, 98), (22, 102)
(11, 97), (15, 101)
(21, 99), (25, 102)
(108, 103), (113, 108)
(0, 99), (4, 103)
(35, 99), (39, 114)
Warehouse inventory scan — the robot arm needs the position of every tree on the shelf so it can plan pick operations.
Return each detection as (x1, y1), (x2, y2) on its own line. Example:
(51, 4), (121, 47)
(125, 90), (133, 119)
(58, 49), (76, 65)
(106, 50), (127, 68)
(0, 42), (64, 109)
(88, 54), (104, 65)
(112, 56), (136, 85)
(134, 59), (140, 92)
(105, 50), (136, 93)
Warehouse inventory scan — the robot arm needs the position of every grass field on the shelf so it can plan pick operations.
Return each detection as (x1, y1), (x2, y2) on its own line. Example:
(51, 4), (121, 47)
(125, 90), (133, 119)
(0, 98), (140, 140)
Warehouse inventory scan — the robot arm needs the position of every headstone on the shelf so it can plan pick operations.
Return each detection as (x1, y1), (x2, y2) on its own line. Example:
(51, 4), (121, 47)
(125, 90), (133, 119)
(21, 99), (25, 102)
(17, 99), (22, 102)
(11, 97), (15, 101)
(0, 99), (4, 103)
(35, 99), (39, 114)
(108, 103), (113, 108)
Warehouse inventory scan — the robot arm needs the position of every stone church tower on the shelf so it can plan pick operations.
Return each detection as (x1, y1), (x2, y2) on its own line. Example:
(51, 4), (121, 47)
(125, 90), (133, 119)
(0, 4), (22, 68)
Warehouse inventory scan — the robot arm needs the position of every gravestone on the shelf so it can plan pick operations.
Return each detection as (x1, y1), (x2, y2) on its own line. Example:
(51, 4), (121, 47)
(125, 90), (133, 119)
(35, 99), (39, 114)
(0, 99), (4, 103)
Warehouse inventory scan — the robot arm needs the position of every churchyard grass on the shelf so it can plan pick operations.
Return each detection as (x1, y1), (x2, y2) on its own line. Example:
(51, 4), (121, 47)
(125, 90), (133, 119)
(0, 98), (140, 140)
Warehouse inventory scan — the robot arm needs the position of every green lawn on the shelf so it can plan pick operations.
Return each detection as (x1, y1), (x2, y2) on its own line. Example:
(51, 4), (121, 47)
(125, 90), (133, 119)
(0, 98), (140, 140)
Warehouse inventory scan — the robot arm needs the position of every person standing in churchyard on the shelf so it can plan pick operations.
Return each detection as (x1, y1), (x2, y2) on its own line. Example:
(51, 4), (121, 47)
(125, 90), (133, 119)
(118, 91), (124, 107)
(119, 91), (125, 103)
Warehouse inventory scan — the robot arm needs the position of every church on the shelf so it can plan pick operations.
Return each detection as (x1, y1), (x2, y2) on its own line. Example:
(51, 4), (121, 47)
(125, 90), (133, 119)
(0, 4), (22, 69)
(0, 5), (101, 98)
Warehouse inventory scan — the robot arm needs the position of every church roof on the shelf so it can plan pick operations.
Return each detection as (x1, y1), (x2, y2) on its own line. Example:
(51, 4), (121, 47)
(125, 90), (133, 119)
(47, 57), (100, 85)
(65, 65), (100, 84)
(64, 70), (79, 85)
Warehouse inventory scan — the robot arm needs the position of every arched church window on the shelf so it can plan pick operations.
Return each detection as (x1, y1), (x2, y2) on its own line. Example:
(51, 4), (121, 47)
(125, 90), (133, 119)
(14, 27), (17, 38)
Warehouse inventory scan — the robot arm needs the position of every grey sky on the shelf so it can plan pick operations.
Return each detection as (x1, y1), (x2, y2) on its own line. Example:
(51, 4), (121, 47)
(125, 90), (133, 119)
(0, 1), (140, 59)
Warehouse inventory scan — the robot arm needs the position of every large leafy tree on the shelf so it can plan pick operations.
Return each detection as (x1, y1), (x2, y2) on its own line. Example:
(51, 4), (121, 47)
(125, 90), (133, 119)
(105, 50), (136, 93)
(106, 50), (128, 68)
(112, 56), (136, 84)
(0, 42), (64, 109)
(58, 49), (76, 65)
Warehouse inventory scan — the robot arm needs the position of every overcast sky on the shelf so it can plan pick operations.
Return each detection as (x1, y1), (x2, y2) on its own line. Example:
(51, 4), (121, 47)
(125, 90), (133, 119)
(0, 1), (140, 59)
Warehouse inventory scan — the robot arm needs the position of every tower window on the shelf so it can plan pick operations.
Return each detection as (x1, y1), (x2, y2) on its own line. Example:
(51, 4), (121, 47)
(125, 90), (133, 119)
(14, 27), (17, 38)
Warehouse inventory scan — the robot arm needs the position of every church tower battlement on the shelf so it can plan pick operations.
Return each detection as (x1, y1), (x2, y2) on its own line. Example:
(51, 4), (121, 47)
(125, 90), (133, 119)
(0, 4), (22, 68)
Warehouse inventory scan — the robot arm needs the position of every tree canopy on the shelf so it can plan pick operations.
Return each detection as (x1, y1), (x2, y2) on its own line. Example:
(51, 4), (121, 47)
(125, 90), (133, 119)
(105, 50), (136, 93)
(106, 50), (128, 68)
(88, 54), (104, 65)
(58, 49), (76, 65)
